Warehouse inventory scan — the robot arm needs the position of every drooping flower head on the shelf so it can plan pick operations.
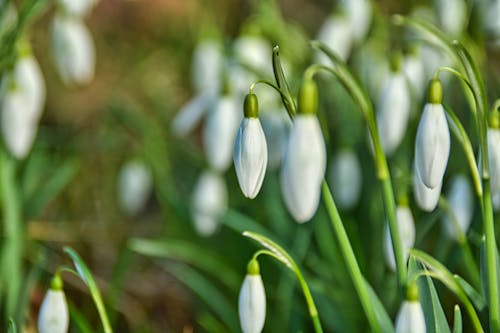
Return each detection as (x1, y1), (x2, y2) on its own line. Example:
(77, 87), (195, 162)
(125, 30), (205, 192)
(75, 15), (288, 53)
(38, 274), (69, 333)
(238, 259), (266, 333)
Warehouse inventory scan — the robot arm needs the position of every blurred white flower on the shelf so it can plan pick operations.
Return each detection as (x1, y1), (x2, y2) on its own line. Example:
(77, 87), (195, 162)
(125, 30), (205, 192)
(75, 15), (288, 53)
(191, 39), (223, 96)
(384, 206), (415, 271)
(234, 117), (268, 199)
(52, 14), (95, 86)
(16, 54), (46, 122)
(117, 160), (153, 216)
(281, 114), (326, 223)
(414, 103), (450, 188)
(442, 175), (473, 240)
(171, 91), (217, 137)
(203, 95), (241, 171)
(238, 274), (266, 333)
(413, 163), (442, 212)
(260, 110), (289, 169)
(341, 0), (372, 42)
(0, 1), (17, 36)
(487, 128), (500, 194)
(191, 170), (227, 236)
(58, 0), (98, 17)
(315, 14), (352, 63)
(329, 149), (362, 210)
(436, 0), (468, 36)
(403, 51), (425, 99)
(395, 300), (426, 333)
(38, 289), (69, 333)
(376, 71), (411, 155)
(485, 0), (500, 41)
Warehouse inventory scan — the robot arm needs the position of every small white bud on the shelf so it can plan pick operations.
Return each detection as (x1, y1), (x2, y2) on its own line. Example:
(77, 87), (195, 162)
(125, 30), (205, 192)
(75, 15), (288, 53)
(377, 72), (411, 155)
(315, 14), (352, 63)
(436, 0), (468, 36)
(52, 14), (95, 86)
(117, 160), (153, 216)
(395, 300), (426, 333)
(280, 114), (326, 223)
(191, 39), (223, 96)
(234, 118), (268, 199)
(203, 95), (241, 172)
(413, 163), (442, 212)
(329, 149), (362, 210)
(191, 170), (227, 236)
(384, 206), (416, 271)
(38, 287), (69, 333)
(442, 175), (473, 240)
(414, 103), (450, 188)
(238, 274), (266, 333)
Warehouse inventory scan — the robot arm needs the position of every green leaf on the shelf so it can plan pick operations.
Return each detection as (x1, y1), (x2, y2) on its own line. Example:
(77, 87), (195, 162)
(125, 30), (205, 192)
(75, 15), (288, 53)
(364, 279), (395, 333)
(417, 271), (451, 333)
(453, 305), (463, 333)
(272, 45), (296, 118)
(479, 238), (500, 305)
(454, 275), (486, 312)
(7, 319), (16, 333)
(222, 209), (274, 239)
(64, 247), (113, 333)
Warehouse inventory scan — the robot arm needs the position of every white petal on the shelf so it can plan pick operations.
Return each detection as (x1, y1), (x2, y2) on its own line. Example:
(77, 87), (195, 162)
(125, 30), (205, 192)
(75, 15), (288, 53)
(413, 163), (442, 212)
(38, 290), (69, 333)
(384, 206), (416, 271)
(15, 55), (46, 122)
(341, 0), (372, 42)
(191, 39), (223, 95)
(234, 118), (268, 199)
(487, 128), (500, 193)
(233, 36), (272, 75)
(117, 160), (153, 216)
(436, 0), (468, 36)
(238, 275), (266, 333)
(260, 111), (288, 169)
(191, 171), (227, 236)
(203, 95), (242, 171)
(442, 175), (473, 240)
(377, 73), (411, 155)
(403, 54), (425, 99)
(280, 115), (326, 223)
(415, 103), (450, 188)
(52, 14), (95, 86)
(329, 149), (362, 210)
(171, 91), (216, 137)
(395, 300), (426, 333)
(315, 14), (352, 63)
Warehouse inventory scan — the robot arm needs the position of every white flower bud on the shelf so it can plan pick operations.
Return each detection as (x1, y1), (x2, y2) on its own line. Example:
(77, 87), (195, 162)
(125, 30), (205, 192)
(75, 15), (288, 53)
(260, 111), (289, 169)
(203, 95), (241, 172)
(58, 0), (97, 17)
(329, 149), (362, 210)
(238, 274), (266, 333)
(414, 103), (450, 188)
(395, 300), (426, 333)
(315, 14), (352, 63)
(38, 289), (69, 333)
(487, 128), (500, 194)
(191, 39), (223, 96)
(191, 170), (227, 236)
(16, 54), (46, 122)
(413, 163), (442, 212)
(436, 0), (468, 36)
(234, 118), (268, 199)
(376, 72), (411, 155)
(280, 114), (326, 223)
(341, 0), (372, 42)
(233, 36), (272, 75)
(403, 52), (425, 99)
(384, 206), (416, 271)
(52, 14), (95, 86)
(117, 160), (153, 216)
(442, 175), (473, 240)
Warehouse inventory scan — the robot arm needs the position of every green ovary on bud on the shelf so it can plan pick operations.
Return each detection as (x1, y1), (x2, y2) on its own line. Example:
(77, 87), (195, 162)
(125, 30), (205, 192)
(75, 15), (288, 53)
(297, 79), (318, 115)
(38, 274), (69, 333)
(247, 258), (260, 275)
(428, 78), (443, 104)
(239, 260), (266, 333)
(244, 93), (259, 118)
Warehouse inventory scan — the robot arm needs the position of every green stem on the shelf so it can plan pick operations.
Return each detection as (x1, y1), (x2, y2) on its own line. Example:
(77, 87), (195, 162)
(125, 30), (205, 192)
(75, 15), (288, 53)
(322, 182), (381, 333)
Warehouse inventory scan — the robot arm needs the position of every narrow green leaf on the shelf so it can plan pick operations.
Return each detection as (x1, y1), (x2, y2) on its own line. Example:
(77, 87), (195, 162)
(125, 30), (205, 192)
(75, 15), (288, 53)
(64, 247), (113, 333)
(69, 305), (94, 333)
(453, 305), (463, 333)
(417, 270), (451, 333)
(454, 275), (486, 312)
(364, 279), (395, 333)
(7, 319), (16, 333)
(272, 45), (296, 117)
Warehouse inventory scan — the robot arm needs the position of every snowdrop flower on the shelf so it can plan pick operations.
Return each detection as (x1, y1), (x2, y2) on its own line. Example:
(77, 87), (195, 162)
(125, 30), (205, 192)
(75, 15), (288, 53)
(117, 160), (153, 216)
(171, 91), (217, 137)
(191, 39), (223, 96)
(260, 110), (289, 169)
(191, 170), (227, 236)
(58, 0), (98, 17)
(315, 14), (352, 63)
(487, 127), (500, 194)
(435, 0), (468, 36)
(376, 59), (411, 155)
(340, 0), (372, 42)
(413, 163), (443, 212)
(395, 300), (426, 333)
(414, 79), (450, 188)
(234, 93), (268, 199)
(442, 175), (473, 241)
(52, 14), (95, 86)
(281, 79), (326, 223)
(203, 94), (241, 172)
(239, 259), (266, 333)
(38, 274), (69, 333)
(329, 149), (362, 210)
(384, 205), (415, 271)
(403, 47), (425, 99)
(485, 0), (500, 42)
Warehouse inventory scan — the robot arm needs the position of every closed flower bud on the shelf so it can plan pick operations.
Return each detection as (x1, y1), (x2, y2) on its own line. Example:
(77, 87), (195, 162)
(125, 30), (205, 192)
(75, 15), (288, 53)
(403, 50), (425, 99)
(234, 94), (268, 199)
(414, 101), (450, 188)
(191, 39), (223, 96)
(395, 300), (426, 333)
(341, 0), (372, 42)
(384, 206), (416, 271)
(315, 14), (352, 63)
(436, 0), (468, 36)
(191, 170), (227, 236)
(377, 70), (411, 155)
(239, 260), (266, 333)
(442, 175), (473, 240)
(203, 95), (241, 171)
(329, 149), (362, 210)
(487, 128), (500, 194)
(413, 163), (442, 212)
(52, 14), (95, 86)
(38, 275), (69, 333)
(16, 54), (46, 123)
(117, 160), (153, 216)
